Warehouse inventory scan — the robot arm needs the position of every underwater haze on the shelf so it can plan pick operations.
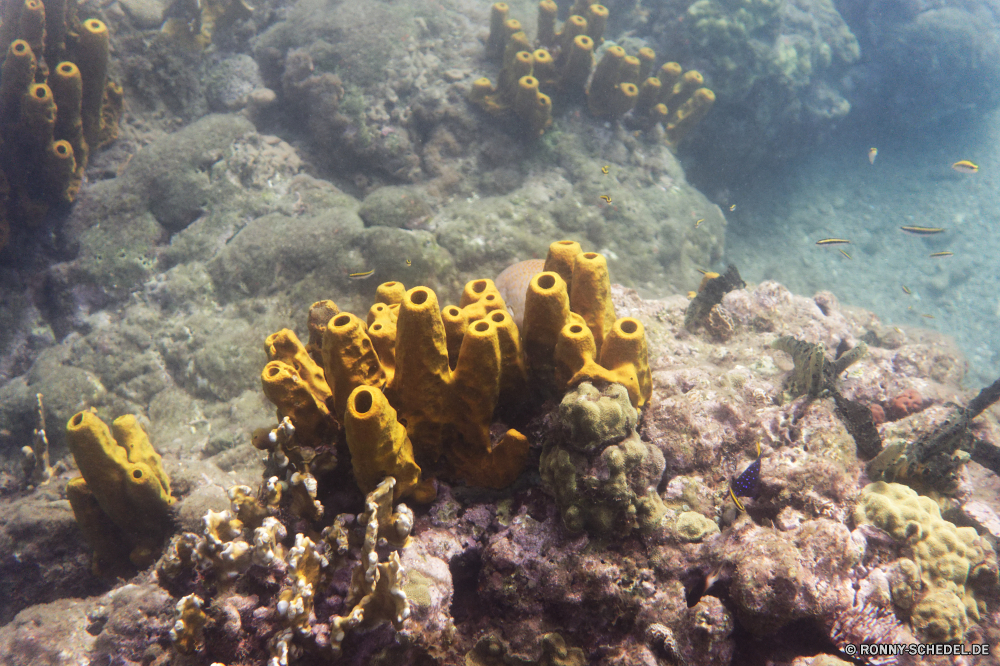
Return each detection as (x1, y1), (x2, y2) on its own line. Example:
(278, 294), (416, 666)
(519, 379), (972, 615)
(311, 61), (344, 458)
(1, 0), (1000, 662)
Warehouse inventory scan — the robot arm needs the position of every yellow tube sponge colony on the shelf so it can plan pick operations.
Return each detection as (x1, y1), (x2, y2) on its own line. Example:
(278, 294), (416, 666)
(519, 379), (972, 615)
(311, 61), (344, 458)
(66, 412), (175, 571)
(344, 385), (426, 502)
(321, 312), (386, 420)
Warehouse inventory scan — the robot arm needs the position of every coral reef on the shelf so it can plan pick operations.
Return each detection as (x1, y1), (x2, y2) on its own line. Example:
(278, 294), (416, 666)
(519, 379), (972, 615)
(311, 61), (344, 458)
(0, 4), (122, 251)
(540, 381), (667, 534)
(854, 481), (999, 641)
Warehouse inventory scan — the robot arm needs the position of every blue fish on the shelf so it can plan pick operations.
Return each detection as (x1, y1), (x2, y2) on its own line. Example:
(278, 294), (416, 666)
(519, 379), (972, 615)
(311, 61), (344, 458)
(729, 442), (761, 512)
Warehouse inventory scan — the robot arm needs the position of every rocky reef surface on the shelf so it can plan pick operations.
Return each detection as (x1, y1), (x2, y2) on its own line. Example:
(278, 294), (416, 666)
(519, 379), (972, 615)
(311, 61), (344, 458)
(1, 256), (1000, 664)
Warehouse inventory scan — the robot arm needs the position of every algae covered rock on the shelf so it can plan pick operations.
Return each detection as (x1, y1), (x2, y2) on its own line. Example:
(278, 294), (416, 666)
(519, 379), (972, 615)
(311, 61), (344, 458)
(541, 382), (666, 535)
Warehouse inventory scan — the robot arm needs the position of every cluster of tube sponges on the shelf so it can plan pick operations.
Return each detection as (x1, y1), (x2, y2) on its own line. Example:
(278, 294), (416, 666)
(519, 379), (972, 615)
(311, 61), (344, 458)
(258, 240), (651, 502)
(0, 0), (122, 250)
(64, 412), (176, 574)
(470, 0), (714, 142)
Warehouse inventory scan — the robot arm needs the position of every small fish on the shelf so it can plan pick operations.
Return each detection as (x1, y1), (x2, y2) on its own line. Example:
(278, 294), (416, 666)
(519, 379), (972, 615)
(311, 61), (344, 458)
(893, 327), (903, 334)
(816, 238), (851, 245)
(900, 225), (945, 235)
(839, 249), (852, 259)
(929, 251), (953, 258)
(405, 259), (412, 267)
(729, 441), (762, 513)
(729, 204), (736, 211)
(921, 313), (935, 319)
(600, 195), (612, 203)
(901, 285), (911, 295)
(868, 147), (877, 164)
(348, 269), (376, 280)
(687, 290), (697, 299)
(601, 165), (609, 174)
(952, 160), (979, 174)
(695, 218), (705, 228)
(683, 565), (730, 608)
(696, 268), (710, 275)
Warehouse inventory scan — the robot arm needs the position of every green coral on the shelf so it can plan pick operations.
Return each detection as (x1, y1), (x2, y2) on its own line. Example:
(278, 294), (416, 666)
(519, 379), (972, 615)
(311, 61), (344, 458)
(540, 382), (666, 535)
(771, 336), (866, 401)
(65, 411), (175, 573)
(854, 481), (999, 642)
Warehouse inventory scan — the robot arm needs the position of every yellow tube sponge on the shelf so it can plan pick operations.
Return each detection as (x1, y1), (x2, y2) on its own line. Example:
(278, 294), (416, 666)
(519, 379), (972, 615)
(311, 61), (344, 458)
(638, 47), (656, 80)
(532, 48), (556, 88)
(451, 318), (502, 451)
(321, 312), (386, 420)
(77, 19), (109, 150)
(23, 83), (56, 152)
(537, 0), (558, 47)
(18, 0), (46, 72)
(666, 69), (704, 110)
(488, 308), (527, 406)
(459, 277), (507, 321)
(66, 412), (175, 570)
(441, 304), (467, 370)
(344, 385), (428, 502)
(265, 328), (331, 407)
(532, 92), (552, 136)
(560, 34), (593, 93)
(387, 286), (452, 460)
(261, 360), (336, 449)
(543, 239), (582, 285)
(635, 77), (662, 117)
(522, 271), (578, 390)
(367, 302), (398, 384)
(0, 40), (36, 127)
(487, 2), (511, 59)
(598, 318), (652, 408)
(515, 75), (541, 125)
(658, 62), (683, 101)
(588, 44), (625, 116)
(570, 251), (617, 355)
(611, 81), (639, 117)
(665, 87), (715, 145)
(586, 4), (608, 44)
(47, 139), (77, 203)
(376, 280), (406, 305)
